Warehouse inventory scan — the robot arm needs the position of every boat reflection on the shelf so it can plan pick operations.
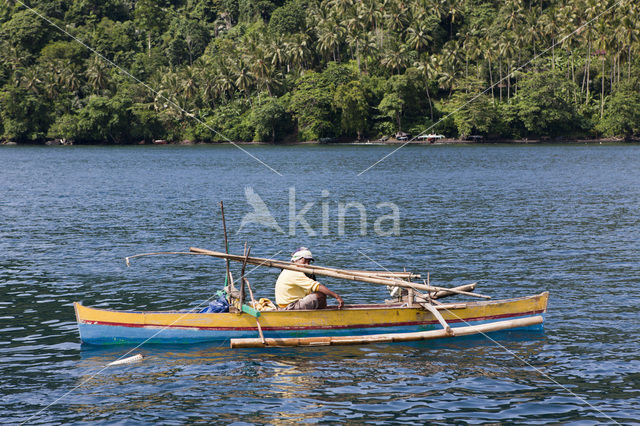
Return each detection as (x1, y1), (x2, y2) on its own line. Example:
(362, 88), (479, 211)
(73, 331), (545, 421)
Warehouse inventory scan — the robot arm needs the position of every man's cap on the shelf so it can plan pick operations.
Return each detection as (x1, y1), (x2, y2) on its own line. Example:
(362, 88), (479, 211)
(291, 247), (314, 262)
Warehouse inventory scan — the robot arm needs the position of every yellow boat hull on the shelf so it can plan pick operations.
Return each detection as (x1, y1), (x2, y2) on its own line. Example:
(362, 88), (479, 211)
(74, 292), (548, 345)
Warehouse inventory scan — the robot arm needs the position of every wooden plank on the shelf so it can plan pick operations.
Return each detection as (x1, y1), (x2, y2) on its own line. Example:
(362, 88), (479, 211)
(240, 304), (261, 318)
(229, 315), (543, 348)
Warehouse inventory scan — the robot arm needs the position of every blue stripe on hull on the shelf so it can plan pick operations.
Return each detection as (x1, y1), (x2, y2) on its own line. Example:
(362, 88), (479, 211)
(78, 314), (544, 345)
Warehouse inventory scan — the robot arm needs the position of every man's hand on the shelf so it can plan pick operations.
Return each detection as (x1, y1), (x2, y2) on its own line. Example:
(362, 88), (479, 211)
(318, 284), (344, 309)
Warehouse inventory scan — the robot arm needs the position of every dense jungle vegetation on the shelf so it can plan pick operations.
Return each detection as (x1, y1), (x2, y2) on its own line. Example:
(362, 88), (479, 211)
(1, 0), (639, 143)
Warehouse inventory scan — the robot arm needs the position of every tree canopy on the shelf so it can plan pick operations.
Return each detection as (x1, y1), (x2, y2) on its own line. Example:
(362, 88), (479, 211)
(1, 0), (639, 143)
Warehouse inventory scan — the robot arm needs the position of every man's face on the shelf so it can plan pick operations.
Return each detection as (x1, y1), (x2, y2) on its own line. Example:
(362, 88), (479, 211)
(296, 257), (310, 265)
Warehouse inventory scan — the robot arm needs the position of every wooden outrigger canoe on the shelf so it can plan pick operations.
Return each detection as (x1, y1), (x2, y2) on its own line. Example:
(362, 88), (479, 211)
(74, 292), (548, 347)
(74, 242), (549, 348)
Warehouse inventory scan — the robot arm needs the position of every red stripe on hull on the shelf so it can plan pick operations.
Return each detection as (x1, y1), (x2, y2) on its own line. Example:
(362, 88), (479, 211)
(80, 309), (545, 332)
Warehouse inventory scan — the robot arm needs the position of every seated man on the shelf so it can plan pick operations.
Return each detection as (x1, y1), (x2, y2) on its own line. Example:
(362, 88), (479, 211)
(275, 247), (344, 310)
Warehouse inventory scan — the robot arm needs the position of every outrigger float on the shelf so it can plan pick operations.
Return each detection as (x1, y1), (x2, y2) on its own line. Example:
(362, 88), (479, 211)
(74, 246), (548, 348)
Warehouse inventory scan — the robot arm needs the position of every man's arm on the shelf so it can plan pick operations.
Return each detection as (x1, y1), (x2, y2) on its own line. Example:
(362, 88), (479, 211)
(316, 284), (344, 309)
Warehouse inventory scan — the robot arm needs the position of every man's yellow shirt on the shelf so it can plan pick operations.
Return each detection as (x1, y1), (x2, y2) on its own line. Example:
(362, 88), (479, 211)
(275, 269), (320, 307)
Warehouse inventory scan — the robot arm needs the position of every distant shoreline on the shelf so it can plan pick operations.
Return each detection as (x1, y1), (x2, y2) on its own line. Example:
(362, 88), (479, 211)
(1, 136), (637, 146)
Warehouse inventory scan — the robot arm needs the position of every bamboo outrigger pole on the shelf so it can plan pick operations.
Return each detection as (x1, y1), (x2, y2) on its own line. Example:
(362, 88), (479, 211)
(189, 247), (491, 299)
(230, 316), (543, 348)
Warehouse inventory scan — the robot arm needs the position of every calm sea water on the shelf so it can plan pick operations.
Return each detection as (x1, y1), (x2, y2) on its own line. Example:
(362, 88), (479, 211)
(1, 144), (638, 424)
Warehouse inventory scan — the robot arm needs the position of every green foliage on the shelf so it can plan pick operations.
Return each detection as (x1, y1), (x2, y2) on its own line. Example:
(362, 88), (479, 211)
(91, 18), (138, 64)
(0, 10), (54, 56)
(2, 0), (640, 143)
(131, 106), (166, 141)
(163, 15), (211, 66)
(197, 100), (253, 141)
(378, 92), (404, 132)
(65, 0), (130, 25)
(0, 85), (51, 141)
(135, 0), (169, 55)
(288, 64), (356, 140)
(377, 70), (430, 133)
(47, 114), (79, 140)
(40, 41), (88, 65)
(189, 0), (224, 23)
(288, 71), (334, 140)
(239, 0), (282, 21)
(515, 71), (580, 136)
(334, 80), (368, 139)
(445, 94), (497, 138)
(55, 94), (135, 143)
(269, 1), (305, 34)
(251, 96), (292, 142)
(221, 0), (240, 24)
(597, 79), (640, 137)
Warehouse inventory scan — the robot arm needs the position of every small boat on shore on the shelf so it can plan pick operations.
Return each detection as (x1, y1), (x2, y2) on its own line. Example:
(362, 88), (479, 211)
(74, 247), (548, 348)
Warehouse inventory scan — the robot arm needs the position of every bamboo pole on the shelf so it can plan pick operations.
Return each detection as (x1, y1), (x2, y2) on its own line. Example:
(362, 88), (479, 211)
(430, 283), (477, 299)
(189, 247), (491, 299)
(239, 242), (249, 306)
(347, 271), (420, 279)
(219, 202), (233, 290)
(124, 252), (418, 279)
(309, 266), (420, 280)
(244, 277), (265, 343)
(240, 244), (265, 343)
(229, 316), (543, 348)
(191, 247), (437, 292)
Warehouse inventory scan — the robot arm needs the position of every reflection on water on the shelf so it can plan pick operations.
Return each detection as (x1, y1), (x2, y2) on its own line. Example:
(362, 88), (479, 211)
(66, 334), (559, 423)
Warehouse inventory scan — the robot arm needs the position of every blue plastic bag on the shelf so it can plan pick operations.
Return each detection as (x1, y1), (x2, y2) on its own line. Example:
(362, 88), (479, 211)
(199, 293), (229, 313)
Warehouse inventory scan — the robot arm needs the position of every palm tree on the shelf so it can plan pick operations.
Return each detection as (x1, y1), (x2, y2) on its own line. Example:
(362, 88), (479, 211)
(442, 0), (464, 37)
(2, 43), (25, 74)
(539, 6), (561, 71)
(267, 35), (290, 72)
(181, 65), (199, 109)
(317, 22), (343, 62)
(359, 0), (383, 33)
(381, 43), (409, 75)
(234, 60), (254, 99)
(285, 34), (312, 72)
(41, 71), (59, 100)
(415, 55), (440, 120)
(405, 22), (432, 53)
(85, 55), (110, 95)
(19, 67), (41, 95)
(328, 0), (355, 16)
(619, 2), (639, 79)
(58, 62), (82, 96)
(438, 40), (463, 93)
(214, 60), (236, 102)
(581, 0), (601, 103)
(254, 61), (282, 96)
(359, 30), (379, 71)
(385, 1), (408, 33)
(481, 35), (497, 103)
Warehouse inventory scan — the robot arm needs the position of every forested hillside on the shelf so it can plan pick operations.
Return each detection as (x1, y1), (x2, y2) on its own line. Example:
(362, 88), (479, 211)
(1, 0), (639, 143)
